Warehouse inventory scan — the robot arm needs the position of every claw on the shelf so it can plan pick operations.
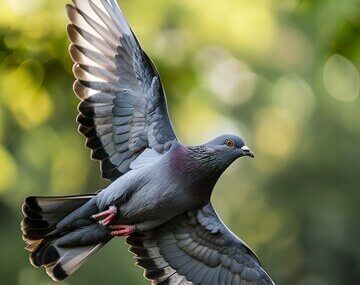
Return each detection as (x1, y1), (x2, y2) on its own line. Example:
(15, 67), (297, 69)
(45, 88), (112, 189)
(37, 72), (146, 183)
(109, 224), (135, 237)
(92, 206), (117, 225)
(99, 213), (117, 225)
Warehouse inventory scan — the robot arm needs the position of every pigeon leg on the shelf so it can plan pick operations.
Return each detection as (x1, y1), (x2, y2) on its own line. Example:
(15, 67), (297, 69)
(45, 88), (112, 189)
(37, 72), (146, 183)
(109, 224), (135, 237)
(91, 206), (117, 225)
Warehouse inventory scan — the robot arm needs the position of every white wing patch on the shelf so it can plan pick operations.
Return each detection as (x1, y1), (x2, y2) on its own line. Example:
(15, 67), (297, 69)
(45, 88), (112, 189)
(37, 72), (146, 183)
(130, 148), (163, 170)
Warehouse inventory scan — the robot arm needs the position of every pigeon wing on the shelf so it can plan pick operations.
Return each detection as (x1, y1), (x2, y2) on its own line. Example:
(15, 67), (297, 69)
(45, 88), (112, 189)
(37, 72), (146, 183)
(66, 0), (177, 181)
(127, 203), (275, 285)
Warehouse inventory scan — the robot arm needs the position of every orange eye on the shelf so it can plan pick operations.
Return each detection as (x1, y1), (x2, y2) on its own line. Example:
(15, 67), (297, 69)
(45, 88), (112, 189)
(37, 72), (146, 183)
(225, 139), (234, 147)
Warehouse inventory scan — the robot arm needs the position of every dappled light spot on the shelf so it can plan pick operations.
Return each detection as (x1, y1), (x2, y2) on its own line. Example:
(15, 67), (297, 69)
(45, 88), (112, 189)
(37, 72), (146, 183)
(271, 27), (313, 70)
(323, 54), (359, 102)
(225, 3), (277, 55)
(183, 0), (278, 55)
(0, 145), (17, 192)
(123, 0), (165, 44)
(175, 91), (240, 144)
(50, 133), (89, 195)
(0, 62), (52, 129)
(195, 47), (257, 105)
(272, 74), (315, 122)
(5, 0), (43, 15)
(254, 108), (298, 158)
(19, 127), (60, 169)
(153, 29), (188, 66)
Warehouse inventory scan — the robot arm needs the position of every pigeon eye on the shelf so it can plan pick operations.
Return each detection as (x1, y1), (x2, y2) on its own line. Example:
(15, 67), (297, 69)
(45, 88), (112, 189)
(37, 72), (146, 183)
(225, 139), (234, 147)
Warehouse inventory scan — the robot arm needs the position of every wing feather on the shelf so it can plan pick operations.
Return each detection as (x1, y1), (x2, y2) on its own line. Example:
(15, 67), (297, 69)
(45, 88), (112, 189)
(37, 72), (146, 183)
(67, 0), (177, 180)
(127, 204), (275, 285)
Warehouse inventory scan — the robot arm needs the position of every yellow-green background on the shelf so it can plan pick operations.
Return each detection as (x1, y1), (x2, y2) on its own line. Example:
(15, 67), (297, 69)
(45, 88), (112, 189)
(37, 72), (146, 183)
(0, 0), (359, 284)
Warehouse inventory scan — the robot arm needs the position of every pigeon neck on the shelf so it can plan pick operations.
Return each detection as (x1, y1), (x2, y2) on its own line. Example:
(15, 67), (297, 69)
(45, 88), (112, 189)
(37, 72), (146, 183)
(170, 144), (222, 183)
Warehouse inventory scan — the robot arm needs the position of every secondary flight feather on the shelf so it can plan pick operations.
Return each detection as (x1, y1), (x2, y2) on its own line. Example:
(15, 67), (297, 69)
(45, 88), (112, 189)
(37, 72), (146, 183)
(20, 1), (275, 284)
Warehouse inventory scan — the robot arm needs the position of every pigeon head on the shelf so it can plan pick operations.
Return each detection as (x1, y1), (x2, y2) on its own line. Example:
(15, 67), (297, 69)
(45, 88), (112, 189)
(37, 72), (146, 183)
(205, 134), (254, 169)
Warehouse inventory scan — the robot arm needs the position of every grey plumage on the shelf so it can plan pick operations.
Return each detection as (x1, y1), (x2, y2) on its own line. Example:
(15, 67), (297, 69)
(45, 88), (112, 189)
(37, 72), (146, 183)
(22, 195), (111, 280)
(21, 0), (273, 284)
(66, 0), (176, 181)
(127, 204), (273, 285)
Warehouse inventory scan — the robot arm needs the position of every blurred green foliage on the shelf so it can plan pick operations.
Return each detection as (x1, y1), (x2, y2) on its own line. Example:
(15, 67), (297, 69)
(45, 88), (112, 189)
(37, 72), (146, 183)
(0, 0), (359, 284)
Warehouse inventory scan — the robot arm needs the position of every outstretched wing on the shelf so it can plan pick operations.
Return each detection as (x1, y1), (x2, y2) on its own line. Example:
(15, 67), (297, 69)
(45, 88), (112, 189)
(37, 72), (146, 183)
(127, 204), (275, 285)
(66, 0), (177, 181)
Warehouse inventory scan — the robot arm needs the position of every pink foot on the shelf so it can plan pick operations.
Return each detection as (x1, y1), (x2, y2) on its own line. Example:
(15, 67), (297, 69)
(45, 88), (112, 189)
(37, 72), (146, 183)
(109, 224), (135, 237)
(92, 206), (117, 225)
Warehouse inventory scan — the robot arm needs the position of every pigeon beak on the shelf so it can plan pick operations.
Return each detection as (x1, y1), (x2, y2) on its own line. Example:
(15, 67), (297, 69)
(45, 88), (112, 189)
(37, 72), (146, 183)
(240, 146), (255, 158)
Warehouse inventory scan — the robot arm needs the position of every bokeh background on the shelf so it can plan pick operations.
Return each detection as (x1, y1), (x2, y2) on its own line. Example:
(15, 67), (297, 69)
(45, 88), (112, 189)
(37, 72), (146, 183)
(0, 0), (359, 284)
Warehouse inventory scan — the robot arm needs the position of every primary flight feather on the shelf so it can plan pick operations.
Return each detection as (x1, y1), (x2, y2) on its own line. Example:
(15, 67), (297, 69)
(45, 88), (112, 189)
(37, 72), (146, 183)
(20, 1), (275, 284)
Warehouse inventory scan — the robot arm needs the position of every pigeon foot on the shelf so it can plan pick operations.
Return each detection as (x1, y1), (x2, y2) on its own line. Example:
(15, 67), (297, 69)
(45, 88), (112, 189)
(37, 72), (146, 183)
(92, 206), (117, 225)
(109, 224), (135, 237)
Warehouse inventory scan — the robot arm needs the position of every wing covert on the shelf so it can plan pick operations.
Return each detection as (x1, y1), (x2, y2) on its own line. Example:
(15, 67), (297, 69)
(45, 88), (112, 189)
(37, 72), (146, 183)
(66, 0), (177, 181)
(127, 204), (275, 285)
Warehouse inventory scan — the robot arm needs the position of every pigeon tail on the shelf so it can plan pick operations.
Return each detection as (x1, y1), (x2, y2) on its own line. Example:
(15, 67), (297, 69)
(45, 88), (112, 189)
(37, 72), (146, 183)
(21, 195), (112, 281)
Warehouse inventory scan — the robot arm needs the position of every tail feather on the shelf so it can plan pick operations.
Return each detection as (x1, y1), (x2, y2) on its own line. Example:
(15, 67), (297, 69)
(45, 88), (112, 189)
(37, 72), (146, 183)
(24, 195), (95, 218)
(21, 194), (111, 281)
(22, 195), (94, 242)
(49, 244), (104, 280)
(26, 236), (106, 281)
(33, 240), (105, 281)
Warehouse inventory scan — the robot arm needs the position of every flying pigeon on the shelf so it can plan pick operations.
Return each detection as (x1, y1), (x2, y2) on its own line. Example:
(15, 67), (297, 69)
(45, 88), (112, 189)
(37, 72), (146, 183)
(21, 1), (275, 284)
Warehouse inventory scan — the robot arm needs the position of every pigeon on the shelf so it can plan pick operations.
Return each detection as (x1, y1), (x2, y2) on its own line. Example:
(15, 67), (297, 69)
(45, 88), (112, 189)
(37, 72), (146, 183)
(20, 1), (275, 284)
